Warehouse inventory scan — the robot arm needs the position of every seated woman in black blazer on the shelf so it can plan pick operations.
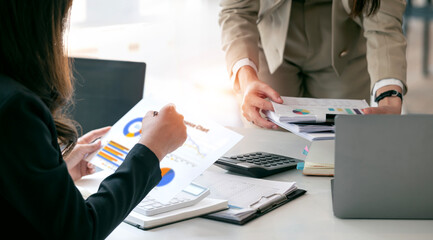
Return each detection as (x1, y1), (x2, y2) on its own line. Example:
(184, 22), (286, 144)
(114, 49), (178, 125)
(0, 1), (187, 239)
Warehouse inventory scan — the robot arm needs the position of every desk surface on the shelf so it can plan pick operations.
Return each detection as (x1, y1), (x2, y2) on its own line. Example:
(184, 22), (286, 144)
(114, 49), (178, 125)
(79, 127), (433, 240)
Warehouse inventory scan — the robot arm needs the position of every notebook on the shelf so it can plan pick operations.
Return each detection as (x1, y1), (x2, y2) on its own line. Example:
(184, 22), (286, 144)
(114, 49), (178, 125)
(302, 140), (335, 176)
(195, 171), (306, 225)
(124, 198), (228, 230)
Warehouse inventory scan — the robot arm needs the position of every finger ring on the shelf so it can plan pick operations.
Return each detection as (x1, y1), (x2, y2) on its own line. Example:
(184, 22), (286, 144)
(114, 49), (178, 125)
(153, 111), (158, 117)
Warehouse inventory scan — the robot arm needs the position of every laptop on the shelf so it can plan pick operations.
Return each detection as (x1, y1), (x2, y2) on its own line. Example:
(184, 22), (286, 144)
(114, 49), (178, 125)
(69, 57), (146, 135)
(332, 114), (433, 219)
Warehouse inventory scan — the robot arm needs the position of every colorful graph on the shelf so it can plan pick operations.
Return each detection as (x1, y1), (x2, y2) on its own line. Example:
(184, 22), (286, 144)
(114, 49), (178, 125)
(329, 108), (362, 115)
(157, 168), (175, 187)
(96, 140), (129, 170)
(123, 117), (143, 137)
(182, 135), (206, 158)
(293, 109), (310, 115)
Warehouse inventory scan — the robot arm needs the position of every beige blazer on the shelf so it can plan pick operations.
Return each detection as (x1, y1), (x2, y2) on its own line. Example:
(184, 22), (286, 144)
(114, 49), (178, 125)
(219, 0), (407, 89)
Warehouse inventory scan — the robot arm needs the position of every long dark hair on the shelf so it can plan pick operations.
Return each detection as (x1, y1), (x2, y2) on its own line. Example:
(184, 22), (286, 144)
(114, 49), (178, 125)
(351, 0), (381, 17)
(0, 0), (77, 156)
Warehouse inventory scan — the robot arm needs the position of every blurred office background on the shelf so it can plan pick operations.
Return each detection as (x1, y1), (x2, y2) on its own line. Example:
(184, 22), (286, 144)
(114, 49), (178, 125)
(67, 0), (433, 128)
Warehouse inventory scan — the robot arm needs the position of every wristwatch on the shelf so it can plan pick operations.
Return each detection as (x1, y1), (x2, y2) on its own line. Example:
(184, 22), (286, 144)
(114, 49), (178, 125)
(374, 90), (403, 103)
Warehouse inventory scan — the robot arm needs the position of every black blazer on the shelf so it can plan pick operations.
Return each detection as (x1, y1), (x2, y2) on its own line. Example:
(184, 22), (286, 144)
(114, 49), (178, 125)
(0, 75), (162, 239)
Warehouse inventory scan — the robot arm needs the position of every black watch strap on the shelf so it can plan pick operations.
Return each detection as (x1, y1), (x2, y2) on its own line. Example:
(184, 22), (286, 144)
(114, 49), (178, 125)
(374, 90), (403, 103)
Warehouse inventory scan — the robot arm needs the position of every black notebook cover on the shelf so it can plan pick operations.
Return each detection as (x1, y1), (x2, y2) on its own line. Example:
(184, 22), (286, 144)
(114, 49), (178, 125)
(202, 189), (307, 225)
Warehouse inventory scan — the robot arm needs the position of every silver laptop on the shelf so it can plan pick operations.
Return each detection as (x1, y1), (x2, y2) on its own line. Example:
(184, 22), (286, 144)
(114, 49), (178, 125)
(332, 114), (433, 219)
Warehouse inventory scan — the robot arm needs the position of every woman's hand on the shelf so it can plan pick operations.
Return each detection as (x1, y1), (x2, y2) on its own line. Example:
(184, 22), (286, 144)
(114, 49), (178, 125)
(237, 66), (283, 129)
(64, 126), (111, 181)
(363, 86), (402, 115)
(138, 104), (187, 161)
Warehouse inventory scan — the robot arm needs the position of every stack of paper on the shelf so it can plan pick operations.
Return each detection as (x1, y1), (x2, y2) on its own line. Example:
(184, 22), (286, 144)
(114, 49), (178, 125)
(266, 96), (369, 141)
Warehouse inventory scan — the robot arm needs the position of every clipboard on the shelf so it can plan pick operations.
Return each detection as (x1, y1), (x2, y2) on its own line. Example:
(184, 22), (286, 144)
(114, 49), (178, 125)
(202, 189), (306, 225)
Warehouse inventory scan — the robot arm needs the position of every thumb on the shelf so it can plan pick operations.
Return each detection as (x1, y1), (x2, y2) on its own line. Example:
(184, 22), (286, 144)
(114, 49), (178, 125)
(261, 83), (283, 104)
(79, 139), (102, 157)
(362, 107), (382, 115)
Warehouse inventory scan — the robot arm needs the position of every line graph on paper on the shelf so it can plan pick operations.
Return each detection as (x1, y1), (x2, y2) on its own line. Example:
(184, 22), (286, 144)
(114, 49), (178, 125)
(166, 133), (218, 167)
(183, 135), (207, 158)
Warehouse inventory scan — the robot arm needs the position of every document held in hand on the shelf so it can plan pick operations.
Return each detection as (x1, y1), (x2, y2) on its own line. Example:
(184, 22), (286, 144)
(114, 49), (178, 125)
(266, 97), (370, 141)
(270, 97), (369, 123)
(86, 98), (243, 203)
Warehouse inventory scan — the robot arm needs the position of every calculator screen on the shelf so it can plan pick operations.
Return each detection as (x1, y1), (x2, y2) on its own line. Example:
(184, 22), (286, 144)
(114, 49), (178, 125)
(183, 183), (206, 196)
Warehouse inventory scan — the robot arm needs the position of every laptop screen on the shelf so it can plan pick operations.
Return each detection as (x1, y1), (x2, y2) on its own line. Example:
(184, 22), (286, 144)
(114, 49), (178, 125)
(69, 57), (146, 135)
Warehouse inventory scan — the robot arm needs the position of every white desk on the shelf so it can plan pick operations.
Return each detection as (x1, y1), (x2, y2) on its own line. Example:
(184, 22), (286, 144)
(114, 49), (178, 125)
(79, 127), (433, 240)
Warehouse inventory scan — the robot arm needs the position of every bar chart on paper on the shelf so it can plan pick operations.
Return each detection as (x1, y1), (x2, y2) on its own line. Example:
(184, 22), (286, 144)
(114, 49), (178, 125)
(88, 99), (243, 202)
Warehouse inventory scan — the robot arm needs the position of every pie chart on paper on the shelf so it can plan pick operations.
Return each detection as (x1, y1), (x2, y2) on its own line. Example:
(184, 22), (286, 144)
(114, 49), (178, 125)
(123, 117), (143, 137)
(293, 109), (310, 115)
(157, 168), (175, 187)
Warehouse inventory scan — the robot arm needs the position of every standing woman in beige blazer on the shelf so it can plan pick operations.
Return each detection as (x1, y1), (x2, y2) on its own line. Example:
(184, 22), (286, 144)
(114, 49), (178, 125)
(220, 0), (407, 128)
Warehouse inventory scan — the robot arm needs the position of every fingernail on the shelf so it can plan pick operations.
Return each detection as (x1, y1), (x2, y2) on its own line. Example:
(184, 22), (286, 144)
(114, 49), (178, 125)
(272, 125), (278, 130)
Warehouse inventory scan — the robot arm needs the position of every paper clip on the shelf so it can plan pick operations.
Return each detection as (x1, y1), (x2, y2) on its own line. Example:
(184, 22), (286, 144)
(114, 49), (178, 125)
(249, 193), (285, 209)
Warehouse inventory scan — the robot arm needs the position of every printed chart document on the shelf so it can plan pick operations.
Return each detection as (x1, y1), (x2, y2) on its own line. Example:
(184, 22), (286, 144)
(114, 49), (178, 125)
(271, 97), (369, 123)
(87, 99), (243, 202)
(266, 97), (369, 141)
(195, 171), (306, 225)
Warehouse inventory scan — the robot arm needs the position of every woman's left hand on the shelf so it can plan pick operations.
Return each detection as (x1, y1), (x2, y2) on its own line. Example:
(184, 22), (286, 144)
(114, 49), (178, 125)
(362, 86), (403, 115)
(64, 126), (111, 181)
(362, 104), (401, 114)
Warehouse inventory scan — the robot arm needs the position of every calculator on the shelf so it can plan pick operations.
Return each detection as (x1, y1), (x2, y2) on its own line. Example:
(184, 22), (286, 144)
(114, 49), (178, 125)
(214, 152), (301, 178)
(133, 182), (210, 216)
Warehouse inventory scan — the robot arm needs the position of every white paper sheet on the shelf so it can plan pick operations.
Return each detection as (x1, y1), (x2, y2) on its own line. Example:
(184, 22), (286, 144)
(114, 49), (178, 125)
(87, 99), (243, 202)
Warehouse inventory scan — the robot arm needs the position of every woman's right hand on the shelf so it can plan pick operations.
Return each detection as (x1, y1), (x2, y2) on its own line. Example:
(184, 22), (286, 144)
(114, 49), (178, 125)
(138, 104), (187, 161)
(237, 66), (283, 129)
